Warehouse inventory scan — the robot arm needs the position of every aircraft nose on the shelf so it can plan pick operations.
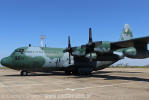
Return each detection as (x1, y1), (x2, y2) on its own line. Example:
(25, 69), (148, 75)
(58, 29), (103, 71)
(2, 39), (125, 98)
(1, 57), (9, 66)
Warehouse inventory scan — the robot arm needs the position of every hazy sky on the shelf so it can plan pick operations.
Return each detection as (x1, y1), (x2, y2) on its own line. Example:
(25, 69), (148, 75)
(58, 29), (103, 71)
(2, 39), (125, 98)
(0, 0), (149, 66)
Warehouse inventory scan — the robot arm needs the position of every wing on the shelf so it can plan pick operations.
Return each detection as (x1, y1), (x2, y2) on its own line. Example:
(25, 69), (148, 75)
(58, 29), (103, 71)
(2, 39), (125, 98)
(111, 36), (149, 51)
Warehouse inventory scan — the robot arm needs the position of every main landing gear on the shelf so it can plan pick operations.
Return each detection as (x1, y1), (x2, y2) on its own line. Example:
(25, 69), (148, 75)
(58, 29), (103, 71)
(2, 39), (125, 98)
(65, 70), (79, 75)
(65, 69), (92, 75)
(20, 70), (28, 76)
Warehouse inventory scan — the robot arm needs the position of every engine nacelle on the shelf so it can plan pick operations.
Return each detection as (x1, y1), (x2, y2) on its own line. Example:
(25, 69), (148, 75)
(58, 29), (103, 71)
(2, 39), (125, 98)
(96, 53), (123, 61)
(123, 48), (149, 59)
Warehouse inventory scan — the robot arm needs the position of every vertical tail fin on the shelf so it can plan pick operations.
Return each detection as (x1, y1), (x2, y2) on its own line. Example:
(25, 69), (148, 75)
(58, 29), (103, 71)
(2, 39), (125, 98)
(120, 24), (133, 41)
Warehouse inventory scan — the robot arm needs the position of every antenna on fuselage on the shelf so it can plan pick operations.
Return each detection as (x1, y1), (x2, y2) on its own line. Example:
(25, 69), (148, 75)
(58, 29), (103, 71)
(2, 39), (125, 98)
(40, 35), (45, 48)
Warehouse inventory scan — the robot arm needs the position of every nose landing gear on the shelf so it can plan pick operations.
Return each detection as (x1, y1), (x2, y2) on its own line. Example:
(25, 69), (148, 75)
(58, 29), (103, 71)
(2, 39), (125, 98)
(20, 70), (28, 76)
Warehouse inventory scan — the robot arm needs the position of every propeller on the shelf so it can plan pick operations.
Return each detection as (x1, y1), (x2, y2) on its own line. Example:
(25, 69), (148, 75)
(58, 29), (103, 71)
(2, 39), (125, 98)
(64, 28), (102, 63)
(63, 36), (72, 64)
(81, 28), (102, 61)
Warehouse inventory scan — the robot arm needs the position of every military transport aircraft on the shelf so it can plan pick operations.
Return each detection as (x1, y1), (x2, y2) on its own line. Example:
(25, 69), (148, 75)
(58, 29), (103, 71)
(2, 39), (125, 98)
(1, 24), (149, 76)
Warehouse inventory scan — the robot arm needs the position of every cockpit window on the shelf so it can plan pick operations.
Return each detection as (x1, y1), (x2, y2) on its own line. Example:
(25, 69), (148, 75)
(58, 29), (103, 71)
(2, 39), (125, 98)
(15, 49), (24, 54)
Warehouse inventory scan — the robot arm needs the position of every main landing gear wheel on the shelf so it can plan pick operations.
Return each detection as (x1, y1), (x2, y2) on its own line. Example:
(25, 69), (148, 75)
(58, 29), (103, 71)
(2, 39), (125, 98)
(72, 70), (78, 75)
(65, 69), (92, 75)
(77, 68), (92, 75)
(65, 70), (71, 75)
(78, 71), (92, 75)
(20, 70), (28, 76)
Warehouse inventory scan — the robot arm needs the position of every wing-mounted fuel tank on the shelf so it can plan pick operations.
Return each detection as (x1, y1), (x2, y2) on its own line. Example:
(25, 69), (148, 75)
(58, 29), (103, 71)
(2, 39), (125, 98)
(123, 44), (149, 59)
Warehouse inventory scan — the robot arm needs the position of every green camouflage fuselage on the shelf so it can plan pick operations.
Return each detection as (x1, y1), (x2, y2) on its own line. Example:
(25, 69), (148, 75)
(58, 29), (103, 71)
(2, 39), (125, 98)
(2, 24), (149, 73)
(1, 42), (122, 72)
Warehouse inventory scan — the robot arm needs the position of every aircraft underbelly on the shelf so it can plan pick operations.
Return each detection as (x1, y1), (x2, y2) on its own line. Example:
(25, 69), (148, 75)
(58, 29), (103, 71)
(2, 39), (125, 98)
(95, 61), (116, 70)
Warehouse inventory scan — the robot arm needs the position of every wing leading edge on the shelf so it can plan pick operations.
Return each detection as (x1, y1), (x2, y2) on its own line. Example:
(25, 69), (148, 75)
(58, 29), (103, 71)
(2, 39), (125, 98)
(111, 36), (149, 51)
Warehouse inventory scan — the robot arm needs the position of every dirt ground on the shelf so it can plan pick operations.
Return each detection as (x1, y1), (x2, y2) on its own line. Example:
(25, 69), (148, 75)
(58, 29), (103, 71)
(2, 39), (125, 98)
(0, 68), (149, 100)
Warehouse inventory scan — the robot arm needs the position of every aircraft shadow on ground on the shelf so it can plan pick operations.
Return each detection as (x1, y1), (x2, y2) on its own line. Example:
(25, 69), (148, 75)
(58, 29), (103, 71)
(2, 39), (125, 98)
(4, 71), (66, 77)
(74, 71), (149, 82)
(93, 71), (142, 74)
(3, 71), (149, 82)
(90, 74), (149, 82)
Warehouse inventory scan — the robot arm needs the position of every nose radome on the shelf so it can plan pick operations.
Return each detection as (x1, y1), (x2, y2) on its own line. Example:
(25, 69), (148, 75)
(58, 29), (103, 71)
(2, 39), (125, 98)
(1, 57), (8, 66)
(1, 58), (3, 65)
(1, 58), (5, 66)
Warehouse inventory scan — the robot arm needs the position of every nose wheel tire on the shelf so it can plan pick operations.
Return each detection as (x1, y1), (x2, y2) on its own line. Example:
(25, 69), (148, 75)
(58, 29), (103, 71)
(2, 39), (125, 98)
(20, 70), (28, 76)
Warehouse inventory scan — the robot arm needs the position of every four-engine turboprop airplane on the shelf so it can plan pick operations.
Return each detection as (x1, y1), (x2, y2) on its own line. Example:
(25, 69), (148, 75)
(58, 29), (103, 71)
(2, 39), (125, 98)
(1, 24), (149, 76)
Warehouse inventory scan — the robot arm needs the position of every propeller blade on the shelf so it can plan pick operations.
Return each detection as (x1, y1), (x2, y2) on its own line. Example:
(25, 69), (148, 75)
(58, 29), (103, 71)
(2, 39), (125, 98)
(89, 28), (92, 44)
(69, 52), (71, 64)
(89, 28), (93, 62)
(89, 53), (92, 62)
(81, 28), (93, 48)
(68, 36), (71, 64)
(68, 36), (71, 49)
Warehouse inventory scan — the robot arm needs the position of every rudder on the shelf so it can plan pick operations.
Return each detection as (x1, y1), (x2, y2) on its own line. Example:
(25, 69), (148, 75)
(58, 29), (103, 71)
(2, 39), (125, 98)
(120, 24), (133, 41)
